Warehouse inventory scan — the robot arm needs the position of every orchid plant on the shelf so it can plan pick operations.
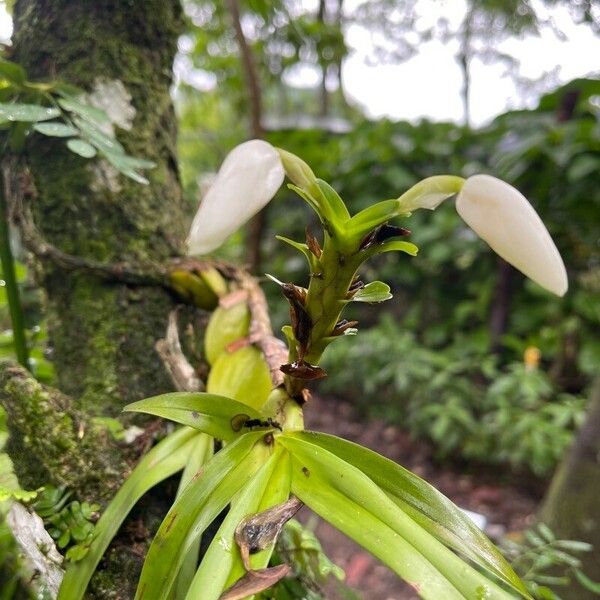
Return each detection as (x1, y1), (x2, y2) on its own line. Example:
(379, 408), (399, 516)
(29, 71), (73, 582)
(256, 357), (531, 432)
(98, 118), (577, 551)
(59, 140), (567, 600)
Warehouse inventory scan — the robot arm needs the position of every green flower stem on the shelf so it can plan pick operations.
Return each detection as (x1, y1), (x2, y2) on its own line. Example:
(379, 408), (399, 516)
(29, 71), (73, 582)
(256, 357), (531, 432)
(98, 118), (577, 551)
(0, 171), (29, 369)
(303, 236), (359, 364)
(283, 231), (362, 398)
(396, 175), (465, 213)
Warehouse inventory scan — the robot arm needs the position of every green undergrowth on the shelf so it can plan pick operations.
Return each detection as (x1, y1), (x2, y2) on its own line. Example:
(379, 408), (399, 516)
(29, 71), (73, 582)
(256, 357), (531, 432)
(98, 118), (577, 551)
(320, 315), (587, 477)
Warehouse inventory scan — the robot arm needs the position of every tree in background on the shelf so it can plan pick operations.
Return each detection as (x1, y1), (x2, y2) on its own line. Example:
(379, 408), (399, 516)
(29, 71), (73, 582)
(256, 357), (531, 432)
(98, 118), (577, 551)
(539, 379), (600, 600)
(178, 0), (348, 270)
(352, 0), (543, 126)
(2, 0), (188, 595)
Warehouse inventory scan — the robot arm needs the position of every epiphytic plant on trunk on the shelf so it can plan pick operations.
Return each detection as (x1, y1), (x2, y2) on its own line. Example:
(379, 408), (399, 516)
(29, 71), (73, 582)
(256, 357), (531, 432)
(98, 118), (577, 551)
(60, 140), (568, 599)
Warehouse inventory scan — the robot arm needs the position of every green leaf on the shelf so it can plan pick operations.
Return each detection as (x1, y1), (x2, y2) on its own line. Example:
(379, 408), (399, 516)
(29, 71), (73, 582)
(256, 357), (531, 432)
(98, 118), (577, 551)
(0, 60), (26, 85)
(204, 302), (251, 366)
(124, 392), (263, 441)
(0, 485), (38, 503)
(102, 152), (150, 183)
(172, 433), (213, 600)
(346, 199), (400, 237)
(287, 184), (323, 217)
(33, 121), (79, 137)
(118, 168), (149, 185)
(73, 117), (123, 154)
(103, 153), (156, 170)
(207, 346), (273, 411)
(58, 427), (199, 600)
(316, 179), (351, 222)
(279, 432), (528, 599)
(58, 96), (110, 125)
(396, 176), (464, 212)
(350, 281), (392, 303)
(0, 102), (60, 122)
(281, 432), (528, 599)
(554, 540), (593, 553)
(283, 444), (464, 599)
(574, 569), (600, 594)
(66, 138), (97, 158)
(372, 239), (419, 256)
(537, 523), (555, 543)
(276, 235), (319, 271)
(65, 544), (90, 563)
(185, 449), (286, 600)
(133, 431), (269, 600)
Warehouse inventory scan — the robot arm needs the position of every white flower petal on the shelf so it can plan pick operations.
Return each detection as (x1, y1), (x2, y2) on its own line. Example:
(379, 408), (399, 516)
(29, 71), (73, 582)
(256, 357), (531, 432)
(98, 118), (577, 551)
(456, 174), (568, 296)
(186, 139), (285, 255)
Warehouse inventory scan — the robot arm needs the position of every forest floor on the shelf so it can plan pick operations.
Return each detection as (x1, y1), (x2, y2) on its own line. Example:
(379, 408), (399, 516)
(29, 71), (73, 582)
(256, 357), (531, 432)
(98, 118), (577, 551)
(301, 394), (546, 600)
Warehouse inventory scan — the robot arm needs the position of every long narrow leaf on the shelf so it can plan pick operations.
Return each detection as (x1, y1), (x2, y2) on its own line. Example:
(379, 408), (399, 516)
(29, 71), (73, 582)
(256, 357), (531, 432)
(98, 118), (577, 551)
(292, 431), (527, 597)
(281, 435), (518, 600)
(287, 452), (464, 600)
(134, 431), (271, 600)
(172, 433), (214, 600)
(346, 198), (400, 235)
(248, 449), (292, 571)
(224, 449), (293, 596)
(58, 426), (199, 600)
(124, 392), (263, 441)
(185, 449), (285, 600)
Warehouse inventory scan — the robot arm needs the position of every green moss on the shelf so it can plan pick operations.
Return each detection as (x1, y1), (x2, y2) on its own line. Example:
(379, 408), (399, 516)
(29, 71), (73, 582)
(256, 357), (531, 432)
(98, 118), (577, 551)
(0, 362), (126, 504)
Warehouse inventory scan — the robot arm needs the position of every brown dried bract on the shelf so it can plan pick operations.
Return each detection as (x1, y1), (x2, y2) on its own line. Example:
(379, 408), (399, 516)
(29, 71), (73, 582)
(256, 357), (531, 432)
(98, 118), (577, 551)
(332, 319), (359, 336)
(281, 283), (312, 351)
(305, 228), (322, 258)
(280, 360), (327, 380)
(234, 496), (304, 569)
(349, 278), (365, 292)
(360, 223), (411, 250)
(219, 565), (292, 600)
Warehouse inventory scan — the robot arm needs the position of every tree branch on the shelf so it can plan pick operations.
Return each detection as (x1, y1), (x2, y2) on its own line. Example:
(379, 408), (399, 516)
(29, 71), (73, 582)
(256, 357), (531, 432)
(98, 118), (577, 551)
(2, 160), (170, 288)
(0, 361), (129, 505)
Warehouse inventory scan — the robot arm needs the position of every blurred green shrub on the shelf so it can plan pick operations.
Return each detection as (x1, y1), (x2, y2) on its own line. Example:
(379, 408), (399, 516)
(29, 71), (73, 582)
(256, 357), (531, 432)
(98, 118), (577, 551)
(320, 315), (586, 476)
(504, 523), (600, 599)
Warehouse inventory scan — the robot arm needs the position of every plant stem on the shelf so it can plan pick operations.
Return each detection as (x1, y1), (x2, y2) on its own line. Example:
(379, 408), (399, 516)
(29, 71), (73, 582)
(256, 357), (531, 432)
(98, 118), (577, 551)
(0, 170), (29, 369)
(282, 231), (361, 398)
(303, 233), (359, 363)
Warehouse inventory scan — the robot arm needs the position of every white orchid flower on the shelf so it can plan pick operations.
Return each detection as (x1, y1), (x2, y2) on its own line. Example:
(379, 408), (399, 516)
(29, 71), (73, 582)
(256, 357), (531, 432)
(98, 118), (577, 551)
(398, 174), (568, 296)
(186, 139), (285, 255)
(456, 174), (567, 296)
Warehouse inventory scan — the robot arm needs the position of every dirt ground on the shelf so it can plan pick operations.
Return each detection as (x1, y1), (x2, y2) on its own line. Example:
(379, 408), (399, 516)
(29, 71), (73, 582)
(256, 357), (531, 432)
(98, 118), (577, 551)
(300, 394), (545, 600)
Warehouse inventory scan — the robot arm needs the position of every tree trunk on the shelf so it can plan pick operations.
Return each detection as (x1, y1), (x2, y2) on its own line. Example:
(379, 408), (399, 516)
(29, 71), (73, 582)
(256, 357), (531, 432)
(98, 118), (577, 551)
(489, 258), (513, 354)
(459, 3), (474, 128)
(11, 0), (186, 415)
(317, 0), (330, 117)
(538, 379), (600, 599)
(4, 1), (187, 596)
(225, 0), (266, 273)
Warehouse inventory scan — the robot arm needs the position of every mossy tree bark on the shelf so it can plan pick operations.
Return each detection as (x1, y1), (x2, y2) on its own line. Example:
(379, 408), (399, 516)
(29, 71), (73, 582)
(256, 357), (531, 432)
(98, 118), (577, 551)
(3, 1), (189, 597)
(12, 0), (187, 416)
(538, 379), (600, 599)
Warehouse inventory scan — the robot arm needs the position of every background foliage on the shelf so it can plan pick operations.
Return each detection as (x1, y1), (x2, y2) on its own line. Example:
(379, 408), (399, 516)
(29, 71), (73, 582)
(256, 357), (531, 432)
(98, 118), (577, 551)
(174, 75), (599, 475)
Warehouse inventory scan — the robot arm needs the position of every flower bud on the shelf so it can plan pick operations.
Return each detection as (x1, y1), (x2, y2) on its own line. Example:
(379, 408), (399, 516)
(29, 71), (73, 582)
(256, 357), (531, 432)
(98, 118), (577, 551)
(276, 148), (318, 193)
(186, 139), (285, 255)
(456, 175), (568, 296)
